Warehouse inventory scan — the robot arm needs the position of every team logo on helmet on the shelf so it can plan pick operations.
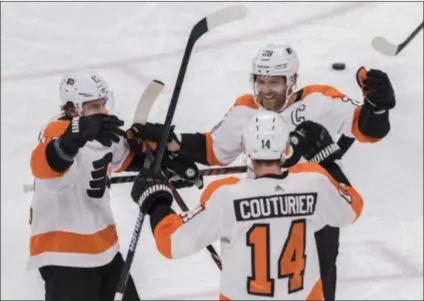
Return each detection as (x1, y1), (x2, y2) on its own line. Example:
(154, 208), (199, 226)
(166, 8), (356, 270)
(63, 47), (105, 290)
(261, 50), (273, 57)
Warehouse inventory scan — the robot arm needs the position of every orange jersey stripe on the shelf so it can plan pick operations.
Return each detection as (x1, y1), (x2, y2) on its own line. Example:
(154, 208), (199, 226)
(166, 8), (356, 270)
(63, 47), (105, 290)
(233, 94), (259, 110)
(351, 106), (381, 143)
(289, 163), (363, 220)
(200, 176), (241, 207)
(43, 120), (70, 137)
(31, 140), (68, 179)
(205, 132), (226, 166)
(30, 120), (70, 179)
(153, 214), (184, 259)
(30, 224), (118, 256)
(300, 85), (346, 100)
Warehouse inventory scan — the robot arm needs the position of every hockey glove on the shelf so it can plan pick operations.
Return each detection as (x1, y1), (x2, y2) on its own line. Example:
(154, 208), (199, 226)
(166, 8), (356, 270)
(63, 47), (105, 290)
(289, 121), (343, 165)
(131, 169), (173, 214)
(128, 122), (182, 148)
(60, 114), (125, 154)
(59, 114), (125, 157)
(356, 67), (396, 112)
(162, 153), (203, 189)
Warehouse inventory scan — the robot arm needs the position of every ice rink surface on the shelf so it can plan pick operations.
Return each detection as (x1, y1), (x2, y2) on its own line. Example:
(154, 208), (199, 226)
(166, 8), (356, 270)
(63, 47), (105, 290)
(1, 2), (423, 300)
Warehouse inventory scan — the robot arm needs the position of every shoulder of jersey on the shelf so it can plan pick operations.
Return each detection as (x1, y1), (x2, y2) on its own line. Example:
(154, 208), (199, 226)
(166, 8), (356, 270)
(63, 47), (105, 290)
(288, 162), (339, 187)
(296, 85), (346, 102)
(232, 94), (259, 110)
(200, 176), (241, 207)
(39, 116), (70, 140)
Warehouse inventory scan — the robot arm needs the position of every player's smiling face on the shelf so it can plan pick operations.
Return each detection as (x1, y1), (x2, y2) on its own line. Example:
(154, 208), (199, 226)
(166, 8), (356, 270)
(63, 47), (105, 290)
(254, 75), (287, 111)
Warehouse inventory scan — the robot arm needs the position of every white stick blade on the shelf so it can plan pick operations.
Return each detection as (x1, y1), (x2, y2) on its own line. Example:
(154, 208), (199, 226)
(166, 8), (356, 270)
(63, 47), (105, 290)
(132, 80), (165, 124)
(206, 5), (247, 30)
(371, 36), (398, 56)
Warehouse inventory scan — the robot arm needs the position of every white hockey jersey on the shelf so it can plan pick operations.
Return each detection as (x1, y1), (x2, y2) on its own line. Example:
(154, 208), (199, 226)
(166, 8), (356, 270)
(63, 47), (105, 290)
(28, 118), (133, 270)
(152, 163), (363, 300)
(204, 85), (380, 166)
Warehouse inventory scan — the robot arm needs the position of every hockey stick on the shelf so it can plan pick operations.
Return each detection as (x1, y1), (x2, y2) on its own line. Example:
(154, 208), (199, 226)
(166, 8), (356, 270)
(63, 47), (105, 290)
(109, 165), (248, 185)
(22, 165), (248, 193)
(105, 133), (352, 186)
(152, 5), (247, 176)
(115, 80), (165, 300)
(371, 21), (423, 56)
(25, 134), (354, 193)
(116, 6), (247, 299)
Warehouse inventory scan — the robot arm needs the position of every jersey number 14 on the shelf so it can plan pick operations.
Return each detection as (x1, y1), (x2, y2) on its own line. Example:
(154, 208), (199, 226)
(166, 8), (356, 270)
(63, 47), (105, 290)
(246, 220), (306, 296)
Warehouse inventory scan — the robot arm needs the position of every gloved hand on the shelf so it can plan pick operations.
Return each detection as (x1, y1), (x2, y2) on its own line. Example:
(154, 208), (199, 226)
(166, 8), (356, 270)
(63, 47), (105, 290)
(356, 67), (396, 112)
(127, 122), (181, 148)
(59, 114), (125, 157)
(131, 169), (173, 214)
(289, 121), (342, 165)
(162, 153), (203, 189)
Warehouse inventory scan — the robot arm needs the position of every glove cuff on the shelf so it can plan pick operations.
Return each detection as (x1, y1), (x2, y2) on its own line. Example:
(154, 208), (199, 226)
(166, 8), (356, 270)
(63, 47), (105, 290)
(71, 117), (81, 134)
(138, 184), (173, 214)
(309, 143), (342, 165)
(53, 139), (76, 162)
(364, 99), (388, 114)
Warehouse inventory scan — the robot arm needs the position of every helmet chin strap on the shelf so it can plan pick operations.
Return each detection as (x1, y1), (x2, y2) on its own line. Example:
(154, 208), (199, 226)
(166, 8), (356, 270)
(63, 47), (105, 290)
(278, 75), (298, 112)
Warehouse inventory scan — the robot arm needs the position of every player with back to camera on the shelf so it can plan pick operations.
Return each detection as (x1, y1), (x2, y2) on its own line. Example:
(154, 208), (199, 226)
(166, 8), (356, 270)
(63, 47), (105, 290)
(130, 110), (364, 300)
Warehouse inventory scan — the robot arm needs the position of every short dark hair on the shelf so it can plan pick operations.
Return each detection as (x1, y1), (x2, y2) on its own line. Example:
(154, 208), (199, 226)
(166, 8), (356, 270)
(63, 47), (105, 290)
(61, 101), (76, 118)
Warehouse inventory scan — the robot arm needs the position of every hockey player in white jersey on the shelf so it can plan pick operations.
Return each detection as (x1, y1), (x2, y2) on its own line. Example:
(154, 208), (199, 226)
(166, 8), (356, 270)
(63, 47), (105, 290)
(128, 43), (395, 300)
(131, 111), (364, 300)
(29, 71), (202, 301)
(29, 71), (146, 301)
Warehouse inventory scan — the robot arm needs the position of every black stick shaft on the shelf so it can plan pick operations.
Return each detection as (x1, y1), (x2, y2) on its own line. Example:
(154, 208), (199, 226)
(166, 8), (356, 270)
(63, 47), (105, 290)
(397, 21), (424, 54)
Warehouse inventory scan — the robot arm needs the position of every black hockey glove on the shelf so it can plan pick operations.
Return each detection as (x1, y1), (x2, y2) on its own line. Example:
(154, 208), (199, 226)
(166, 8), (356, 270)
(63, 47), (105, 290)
(59, 114), (125, 157)
(128, 122), (181, 147)
(162, 153), (203, 189)
(131, 169), (173, 214)
(289, 121), (342, 165)
(356, 67), (396, 112)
